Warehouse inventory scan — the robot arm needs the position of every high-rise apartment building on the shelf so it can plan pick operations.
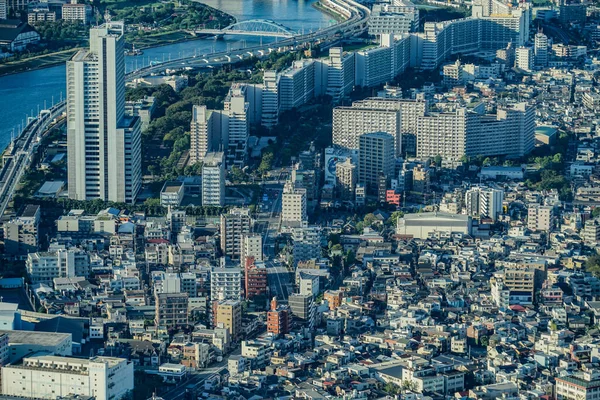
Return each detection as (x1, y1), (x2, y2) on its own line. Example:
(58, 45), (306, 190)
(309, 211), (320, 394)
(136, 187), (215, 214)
(190, 105), (219, 164)
(335, 158), (357, 200)
(155, 292), (189, 328)
(240, 234), (263, 267)
(67, 22), (141, 203)
(0, 0), (6, 19)
(358, 132), (395, 193)
(416, 103), (535, 160)
(288, 293), (316, 330)
(261, 70), (279, 128)
(281, 181), (307, 228)
(292, 226), (323, 267)
(527, 205), (555, 232)
(220, 208), (252, 259)
(333, 105), (401, 156)
(515, 46), (533, 72)
(354, 35), (410, 87)
(214, 300), (242, 341)
(266, 298), (290, 336)
(368, 1), (419, 36)
(202, 152), (225, 206)
(224, 85), (249, 168)
(244, 258), (267, 300)
(465, 187), (504, 221)
(62, 0), (92, 24)
(352, 97), (427, 136)
(279, 60), (316, 112)
(3, 204), (40, 256)
(325, 47), (355, 102)
(210, 267), (242, 301)
(534, 31), (548, 67)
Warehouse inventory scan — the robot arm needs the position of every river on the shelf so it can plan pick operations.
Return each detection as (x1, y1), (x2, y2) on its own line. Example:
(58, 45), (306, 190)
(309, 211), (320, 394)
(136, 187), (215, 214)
(0, 0), (332, 151)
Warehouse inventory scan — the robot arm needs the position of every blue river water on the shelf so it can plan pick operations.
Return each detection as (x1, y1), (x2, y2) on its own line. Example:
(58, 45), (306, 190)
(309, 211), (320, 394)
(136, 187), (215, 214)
(0, 0), (332, 151)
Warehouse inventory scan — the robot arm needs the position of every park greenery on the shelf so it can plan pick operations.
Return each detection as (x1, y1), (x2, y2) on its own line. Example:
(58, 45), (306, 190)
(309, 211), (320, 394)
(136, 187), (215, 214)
(126, 50), (306, 181)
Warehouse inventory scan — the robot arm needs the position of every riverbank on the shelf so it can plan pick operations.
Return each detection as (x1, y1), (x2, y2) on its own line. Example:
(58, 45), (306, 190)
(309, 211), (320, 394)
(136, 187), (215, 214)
(0, 48), (79, 77)
(0, 1), (236, 77)
(313, 1), (347, 22)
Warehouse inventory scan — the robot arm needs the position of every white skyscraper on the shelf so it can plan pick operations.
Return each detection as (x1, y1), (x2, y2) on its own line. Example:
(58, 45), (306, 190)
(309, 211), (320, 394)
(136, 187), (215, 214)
(190, 105), (219, 164)
(261, 70), (279, 129)
(224, 85), (249, 169)
(67, 22), (141, 203)
(202, 152), (225, 207)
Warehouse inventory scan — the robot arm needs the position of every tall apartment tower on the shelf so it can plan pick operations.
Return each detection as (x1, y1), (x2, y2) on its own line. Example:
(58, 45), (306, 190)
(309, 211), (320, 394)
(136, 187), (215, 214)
(240, 233), (263, 267)
(202, 152), (225, 206)
(332, 105), (402, 156)
(515, 46), (533, 72)
(224, 85), (249, 169)
(67, 22), (141, 203)
(220, 208), (252, 259)
(190, 105), (218, 164)
(358, 132), (395, 193)
(261, 70), (279, 129)
(534, 31), (548, 67)
(465, 187), (504, 221)
(336, 158), (357, 200)
(327, 47), (355, 102)
(281, 181), (308, 228)
(211, 267), (243, 301)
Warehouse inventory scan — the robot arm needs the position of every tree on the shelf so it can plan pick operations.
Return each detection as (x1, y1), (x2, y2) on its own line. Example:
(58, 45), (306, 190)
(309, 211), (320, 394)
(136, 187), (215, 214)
(383, 382), (401, 395)
(387, 211), (404, 226)
(363, 213), (377, 227)
(586, 254), (600, 277)
(592, 208), (600, 219)
(479, 335), (489, 347)
(257, 151), (274, 175)
(434, 154), (443, 166)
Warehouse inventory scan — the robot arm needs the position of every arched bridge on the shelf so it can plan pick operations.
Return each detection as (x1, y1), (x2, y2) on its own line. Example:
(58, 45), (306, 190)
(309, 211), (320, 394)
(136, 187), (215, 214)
(196, 19), (297, 38)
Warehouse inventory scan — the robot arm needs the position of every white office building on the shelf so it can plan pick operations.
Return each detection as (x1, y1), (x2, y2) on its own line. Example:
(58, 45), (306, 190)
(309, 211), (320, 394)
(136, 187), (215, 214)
(67, 22), (141, 203)
(1, 354), (133, 400)
(202, 152), (225, 207)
